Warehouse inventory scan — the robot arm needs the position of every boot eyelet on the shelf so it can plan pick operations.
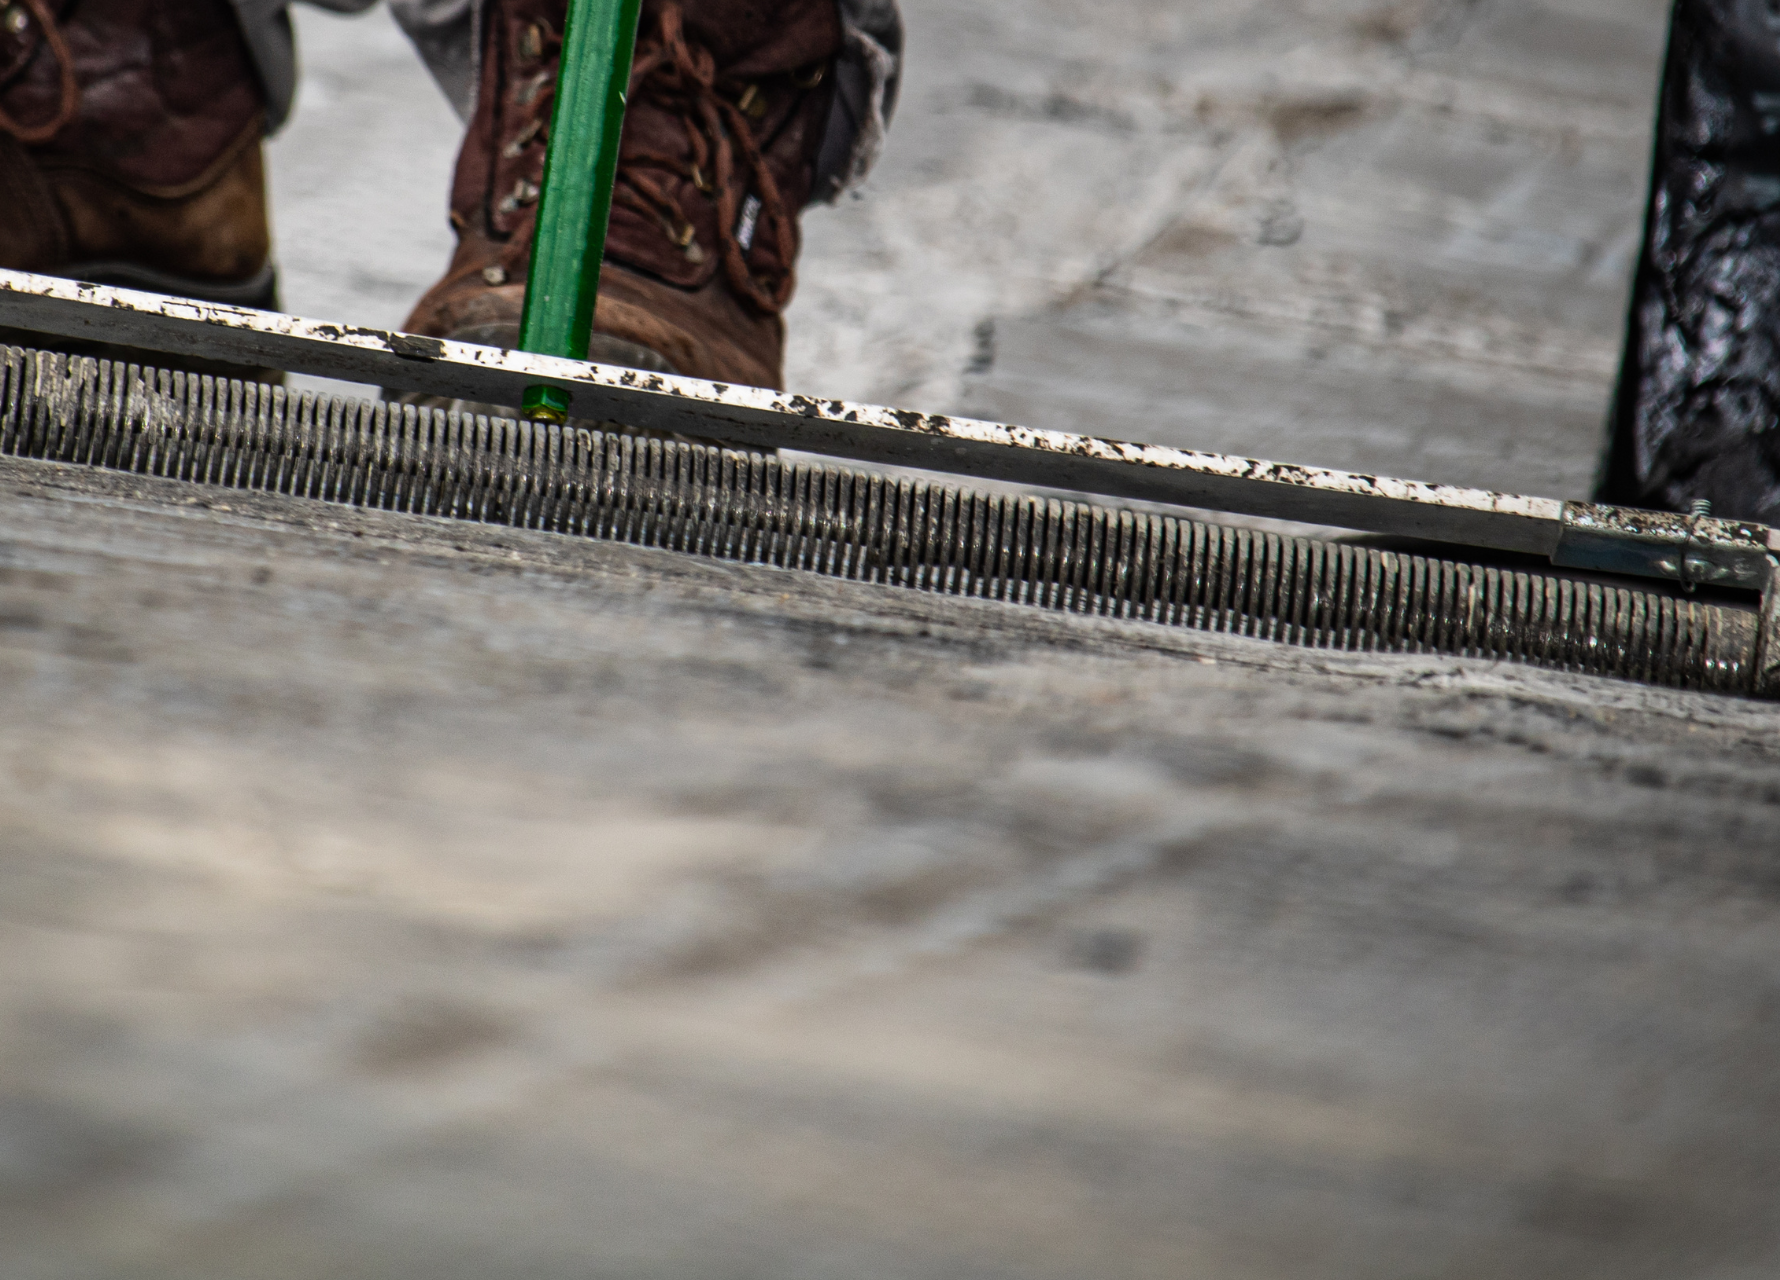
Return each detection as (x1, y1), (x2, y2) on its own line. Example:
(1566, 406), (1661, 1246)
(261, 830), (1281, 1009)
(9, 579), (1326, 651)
(496, 181), (538, 215)
(3, 5), (28, 35)
(791, 63), (825, 89)
(736, 83), (767, 118)
(519, 23), (543, 61)
(502, 117), (544, 158)
(482, 265), (507, 286)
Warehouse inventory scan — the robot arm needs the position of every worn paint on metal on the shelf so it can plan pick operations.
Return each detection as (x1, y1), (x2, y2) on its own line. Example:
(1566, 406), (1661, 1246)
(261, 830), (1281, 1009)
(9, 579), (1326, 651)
(0, 269), (1775, 594)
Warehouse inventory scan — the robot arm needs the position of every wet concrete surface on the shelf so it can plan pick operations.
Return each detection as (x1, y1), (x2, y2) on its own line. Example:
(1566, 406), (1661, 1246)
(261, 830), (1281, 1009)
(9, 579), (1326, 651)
(6, 457), (1780, 1278)
(13, 0), (1780, 1276)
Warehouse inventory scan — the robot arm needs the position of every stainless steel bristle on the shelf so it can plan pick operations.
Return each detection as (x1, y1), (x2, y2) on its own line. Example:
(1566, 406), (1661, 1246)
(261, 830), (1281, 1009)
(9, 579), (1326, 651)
(0, 345), (1760, 696)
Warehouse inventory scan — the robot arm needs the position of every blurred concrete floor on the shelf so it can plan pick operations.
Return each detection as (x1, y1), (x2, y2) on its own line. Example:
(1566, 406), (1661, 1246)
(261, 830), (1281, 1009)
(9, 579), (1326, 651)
(9, 1), (1780, 1277)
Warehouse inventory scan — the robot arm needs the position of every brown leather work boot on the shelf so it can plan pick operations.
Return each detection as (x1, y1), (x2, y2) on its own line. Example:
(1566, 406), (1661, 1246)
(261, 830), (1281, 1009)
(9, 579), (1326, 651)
(402, 0), (841, 391)
(0, 0), (274, 309)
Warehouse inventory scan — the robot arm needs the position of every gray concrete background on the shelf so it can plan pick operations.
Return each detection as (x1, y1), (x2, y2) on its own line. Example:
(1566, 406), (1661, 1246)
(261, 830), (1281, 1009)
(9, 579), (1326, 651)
(264, 6), (461, 349)
(13, 1), (1780, 1278)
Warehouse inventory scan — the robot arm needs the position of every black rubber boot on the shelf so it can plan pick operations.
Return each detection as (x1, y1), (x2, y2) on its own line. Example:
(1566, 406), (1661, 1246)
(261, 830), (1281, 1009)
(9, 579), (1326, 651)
(1601, 0), (1780, 522)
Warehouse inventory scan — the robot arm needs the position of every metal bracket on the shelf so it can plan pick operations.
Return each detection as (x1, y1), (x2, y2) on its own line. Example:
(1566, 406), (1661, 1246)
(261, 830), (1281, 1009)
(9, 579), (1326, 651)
(1555, 503), (1780, 697)
(1554, 501), (1777, 592)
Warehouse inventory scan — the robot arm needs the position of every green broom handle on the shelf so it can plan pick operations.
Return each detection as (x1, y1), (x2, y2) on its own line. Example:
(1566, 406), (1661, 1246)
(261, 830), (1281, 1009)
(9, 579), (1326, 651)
(519, 0), (644, 422)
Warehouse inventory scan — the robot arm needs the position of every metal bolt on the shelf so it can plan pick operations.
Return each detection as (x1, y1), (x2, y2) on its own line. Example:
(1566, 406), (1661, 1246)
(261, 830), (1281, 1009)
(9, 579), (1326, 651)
(1690, 498), (1713, 518)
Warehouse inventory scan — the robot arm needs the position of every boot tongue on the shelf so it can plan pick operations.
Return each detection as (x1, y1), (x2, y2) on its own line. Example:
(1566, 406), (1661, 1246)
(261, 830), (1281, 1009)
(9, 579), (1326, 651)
(664, 0), (840, 81)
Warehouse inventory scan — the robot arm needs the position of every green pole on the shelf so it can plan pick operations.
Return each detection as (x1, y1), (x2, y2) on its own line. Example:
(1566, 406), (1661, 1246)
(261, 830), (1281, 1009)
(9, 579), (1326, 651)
(519, 0), (644, 423)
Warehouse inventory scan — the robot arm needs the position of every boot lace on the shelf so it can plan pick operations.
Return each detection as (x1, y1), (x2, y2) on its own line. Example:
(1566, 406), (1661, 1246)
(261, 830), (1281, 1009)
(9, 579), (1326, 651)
(613, 1), (797, 313)
(0, 0), (78, 144)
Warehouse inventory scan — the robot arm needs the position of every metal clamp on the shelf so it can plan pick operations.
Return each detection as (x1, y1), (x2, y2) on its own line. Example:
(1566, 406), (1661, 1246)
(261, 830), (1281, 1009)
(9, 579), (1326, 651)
(1553, 501), (1778, 592)
(1554, 502), (1780, 698)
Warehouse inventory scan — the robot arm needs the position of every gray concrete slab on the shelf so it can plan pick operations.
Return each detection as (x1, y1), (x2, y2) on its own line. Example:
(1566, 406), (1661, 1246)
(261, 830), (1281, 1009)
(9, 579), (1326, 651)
(11, 0), (1780, 1276)
(5, 457), (1780, 1279)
